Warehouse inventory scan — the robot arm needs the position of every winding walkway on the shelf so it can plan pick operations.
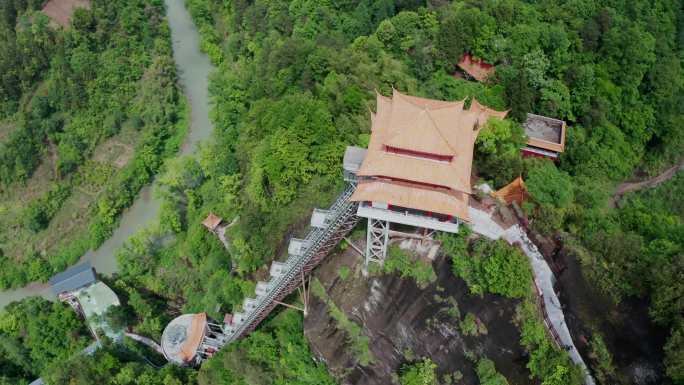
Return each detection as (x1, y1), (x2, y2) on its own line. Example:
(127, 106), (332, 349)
(468, 205), (596, 385)
(125, 332), (165, 355)
(611, 160), (684, 207)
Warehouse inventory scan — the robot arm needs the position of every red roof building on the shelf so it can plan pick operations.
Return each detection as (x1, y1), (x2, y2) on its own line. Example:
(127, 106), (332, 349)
(350, 89), (508, 226)
(201, 213), (222, 232)
(457, 53), (495, 82)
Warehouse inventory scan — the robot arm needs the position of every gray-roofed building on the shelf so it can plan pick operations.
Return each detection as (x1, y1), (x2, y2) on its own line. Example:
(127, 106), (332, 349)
(49, 262), (96, 295)
(343, 146), (367, 182)
(29, 378), (45, 385)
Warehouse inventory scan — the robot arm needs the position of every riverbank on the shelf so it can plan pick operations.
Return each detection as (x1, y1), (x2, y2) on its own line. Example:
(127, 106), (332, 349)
(1, 0), (216, 310)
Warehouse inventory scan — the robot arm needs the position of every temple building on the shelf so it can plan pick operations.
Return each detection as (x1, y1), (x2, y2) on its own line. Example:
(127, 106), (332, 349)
(522, 113), (567, 159)
(345, 89), (507, 265)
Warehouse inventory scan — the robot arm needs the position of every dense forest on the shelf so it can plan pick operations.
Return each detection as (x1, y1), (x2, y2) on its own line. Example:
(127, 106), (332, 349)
(0, 0), (185, 288)
(177, 0), (684, 382)
(1, 0), (683, 384)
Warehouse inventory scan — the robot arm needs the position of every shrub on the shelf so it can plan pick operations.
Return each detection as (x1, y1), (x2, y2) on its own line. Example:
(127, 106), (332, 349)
(399, 358), (438, 385)
(476, 358), (509, 385)
(338, 265), (351, 280)
(311, 279), (374, 366)
(460, 312), (488, 336)
(446, 236), (532, 299)
(383, 246), (436, 287)
(588, 333), (617, 384)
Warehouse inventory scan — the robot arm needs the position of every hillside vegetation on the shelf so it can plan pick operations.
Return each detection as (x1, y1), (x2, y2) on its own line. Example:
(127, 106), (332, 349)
(0, 0), (185, 288)
(1, 0), (683, 384)
(176, 0), (684, 381)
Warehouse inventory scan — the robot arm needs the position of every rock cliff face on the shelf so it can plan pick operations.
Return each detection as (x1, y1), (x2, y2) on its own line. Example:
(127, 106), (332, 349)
(305, 247), (535, 385)
(555, 248), (668, 385)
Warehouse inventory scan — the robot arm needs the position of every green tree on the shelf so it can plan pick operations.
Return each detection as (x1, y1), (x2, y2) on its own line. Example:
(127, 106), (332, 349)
(664, 320), (684, 383)
(399, 358), (438, 385)
(475, 118), (525, 188)
(526, 161), (574, 209)
(447, 236), (532, 299)
(476, 358), (509, 385)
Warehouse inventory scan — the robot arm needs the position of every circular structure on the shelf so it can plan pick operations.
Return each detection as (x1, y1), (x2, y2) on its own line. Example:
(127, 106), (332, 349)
(161, 313), (207, 365)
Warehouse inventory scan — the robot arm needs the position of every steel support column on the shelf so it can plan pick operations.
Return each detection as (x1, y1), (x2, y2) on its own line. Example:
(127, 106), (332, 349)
(365, 217), (389, 266)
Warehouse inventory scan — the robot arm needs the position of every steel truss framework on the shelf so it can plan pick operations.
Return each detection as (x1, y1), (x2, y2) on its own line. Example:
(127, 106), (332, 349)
(365, 218), (389, 266)
(216, 183), (360, 350)
(194, 322), (229, 363)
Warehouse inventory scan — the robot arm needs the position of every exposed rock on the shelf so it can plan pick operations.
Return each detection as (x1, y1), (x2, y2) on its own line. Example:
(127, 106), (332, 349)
(305, 247), (534, 385)
(556, 248), (668, 385)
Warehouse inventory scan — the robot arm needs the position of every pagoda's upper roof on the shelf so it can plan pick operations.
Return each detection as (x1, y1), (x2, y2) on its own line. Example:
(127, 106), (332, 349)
(351, 89), (507, 221)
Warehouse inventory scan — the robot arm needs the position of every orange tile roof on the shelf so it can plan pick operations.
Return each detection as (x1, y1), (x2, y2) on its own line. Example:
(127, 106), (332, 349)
(492, 176), (529, 206)
(457, 53), (495, 82)
(180, 313), (207, 363)
(351, 89), (507, 220)
(202, 213), (222, 231)
(352, 179), (471, 222)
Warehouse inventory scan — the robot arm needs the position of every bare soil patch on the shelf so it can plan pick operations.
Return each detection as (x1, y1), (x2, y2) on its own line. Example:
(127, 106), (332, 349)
(42, 0), (91, 28)
(92, 139), (134, 169)
(0, 122), (16, 144)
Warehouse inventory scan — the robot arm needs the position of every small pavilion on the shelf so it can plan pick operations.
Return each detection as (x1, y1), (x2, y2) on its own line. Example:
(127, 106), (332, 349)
(201, 213), (223, 233)
(347, 89), (507, 264)
(161, 312), (227, 366)
(493, 176), (529, 206)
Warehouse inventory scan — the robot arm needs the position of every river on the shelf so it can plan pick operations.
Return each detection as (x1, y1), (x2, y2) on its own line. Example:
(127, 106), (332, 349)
(0, 0), (214, 309)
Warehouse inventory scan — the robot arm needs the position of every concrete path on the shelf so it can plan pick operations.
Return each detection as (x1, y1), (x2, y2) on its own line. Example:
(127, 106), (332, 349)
(468, 205), (596, 385)
(611, 159), (684, 207)
(125, 332), (165, 356)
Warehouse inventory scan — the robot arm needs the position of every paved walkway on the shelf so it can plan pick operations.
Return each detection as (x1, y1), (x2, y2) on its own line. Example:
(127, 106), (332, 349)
(125, 332), (165, 355)
(468, 205), (596, 385)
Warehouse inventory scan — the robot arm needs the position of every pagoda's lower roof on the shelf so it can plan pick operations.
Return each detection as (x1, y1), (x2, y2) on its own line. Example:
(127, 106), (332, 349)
(357, 151), (471, 194)
(350, 179), (470, 222)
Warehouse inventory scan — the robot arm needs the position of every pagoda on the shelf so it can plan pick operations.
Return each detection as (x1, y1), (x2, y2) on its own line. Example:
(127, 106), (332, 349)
(344, 89), (507, 265)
